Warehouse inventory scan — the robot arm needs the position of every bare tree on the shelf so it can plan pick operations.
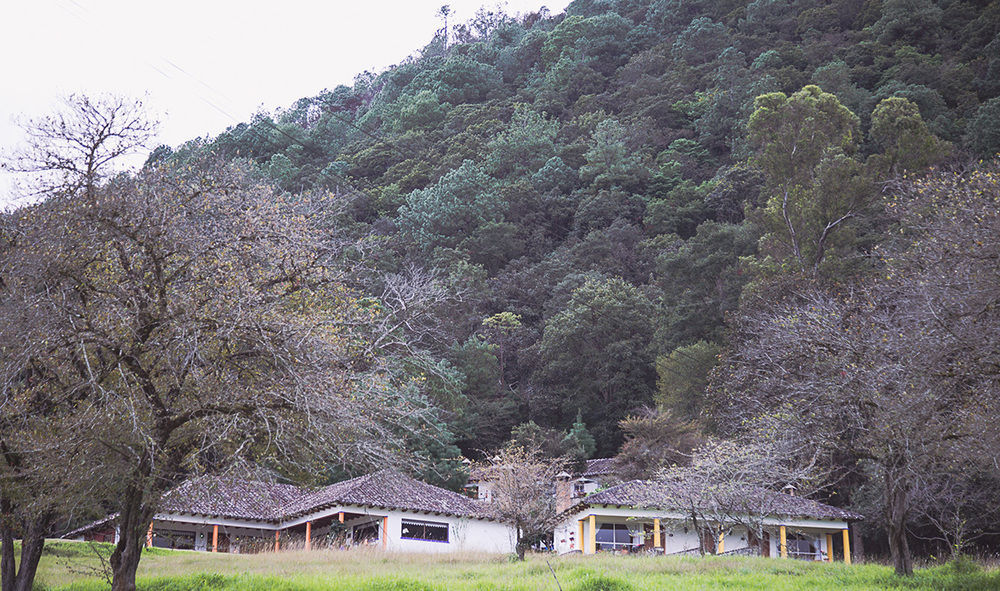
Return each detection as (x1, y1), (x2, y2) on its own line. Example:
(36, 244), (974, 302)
(3, 94), (155, 201)
(1, 96), (454, 591)
(474, 444), (565, 560)
(1, 95), (156, 591)
(655, 432), (827, 556)
(712, 161), (1000, 578)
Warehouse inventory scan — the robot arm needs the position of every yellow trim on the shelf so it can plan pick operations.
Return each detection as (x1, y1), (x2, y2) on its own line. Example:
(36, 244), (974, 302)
(826, 533), (834, 562)
(578, 520), (585, 553)
(588, 515), (596, 554)
(779, 526), (787, 558)
(653, 518), (661, 548)
(717, 530), (725, 554)
(843, 529), (851, 564)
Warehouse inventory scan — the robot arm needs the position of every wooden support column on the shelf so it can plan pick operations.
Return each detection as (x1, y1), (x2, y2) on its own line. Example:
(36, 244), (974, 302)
(305, 521), (312, 551)
(382, 516), (388, 549)
(779, 526), (787, 558)
(212, 525), (219, 553)
(842, 529), (851, 564)
(717, 530), (725, 554)
(653, 518), (661, 549)
(338, 512), (344, 523)
(588, 515), (596, 554)
(146, 523), (153, 548)
(274, 530), (280, 552)
(577, 519), (585, 553)
(826, 533), (834, 562)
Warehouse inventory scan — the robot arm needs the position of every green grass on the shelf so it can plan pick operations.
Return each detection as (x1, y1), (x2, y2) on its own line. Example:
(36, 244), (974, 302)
(13, 541), (999, 591)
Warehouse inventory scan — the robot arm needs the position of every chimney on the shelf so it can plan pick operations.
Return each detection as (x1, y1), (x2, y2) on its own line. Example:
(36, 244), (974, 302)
(554, 471), (573, 513)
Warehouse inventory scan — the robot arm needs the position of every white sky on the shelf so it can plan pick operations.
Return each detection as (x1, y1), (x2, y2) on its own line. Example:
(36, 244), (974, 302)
(0, 0), (570, 209)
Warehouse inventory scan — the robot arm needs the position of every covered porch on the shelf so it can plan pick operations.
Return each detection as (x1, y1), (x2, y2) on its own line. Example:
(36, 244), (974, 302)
(144, 507), (392, 553)
(569, 510), (853, 563)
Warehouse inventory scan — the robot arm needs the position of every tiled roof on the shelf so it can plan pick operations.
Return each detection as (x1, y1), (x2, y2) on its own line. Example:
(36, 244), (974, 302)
(283, 469), (496, 519)
(66, 469), (496, 538)
(160, 476), (305, 522)
(575, 479), (863, 522)
(581, 458), (618, 477)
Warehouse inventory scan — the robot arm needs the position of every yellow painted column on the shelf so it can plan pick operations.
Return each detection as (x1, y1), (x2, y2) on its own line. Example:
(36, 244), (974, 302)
(826, 533), (834, 562)
(338, 512), (345, 523)
(779, 526), (787, 558)
(653, 518), (661, 549)
(305, 521), (312, 551)
(578, 520), (585, 553)
(212, 525), (218, 553)
(274, 530), (280, 552)
(588, 515), (596, 554)
(842, 529), (851, 564)
(717, 530), (725, 554)
(146, 523), (153, 548)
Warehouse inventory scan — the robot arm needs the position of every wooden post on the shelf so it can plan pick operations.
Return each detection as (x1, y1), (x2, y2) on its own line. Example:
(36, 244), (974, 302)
(577, 519), (585, 553)
(212, 525), (218, 553)
(717, 530), (725, 554)
(779, 526), (787, 558)
(842, 529), (851, 564)
(146, 522), (153, 548)
(588, 515), (596, 554)
(338, 512), (344, 523)
(274, 530), (280, 552)
(653, 518), (661, 549)
(305, 521), (312, 551)
(826, 533), (834, 562)
(382, 516), (388, 549)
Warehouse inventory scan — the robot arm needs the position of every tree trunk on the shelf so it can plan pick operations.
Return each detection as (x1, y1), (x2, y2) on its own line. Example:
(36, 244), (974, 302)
(884, 468), (913, 576)
(12, 515), (47, 591)
(0, 504), (49, 591)
(110, 483), (154, 591)
(1, 501), (14, 591)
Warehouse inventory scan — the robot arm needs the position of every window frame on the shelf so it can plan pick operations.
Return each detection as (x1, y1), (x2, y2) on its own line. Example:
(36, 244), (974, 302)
(400, 519), (450, 543)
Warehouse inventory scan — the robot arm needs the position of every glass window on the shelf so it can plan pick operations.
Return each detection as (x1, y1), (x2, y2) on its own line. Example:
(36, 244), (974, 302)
(400, 519), (449, 543)
(595, 523), (635, 551)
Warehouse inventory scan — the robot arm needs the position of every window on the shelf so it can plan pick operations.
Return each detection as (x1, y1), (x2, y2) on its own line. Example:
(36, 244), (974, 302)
(786, 534), (819, 560)
(595, 523), (635, 551)
(353, 521), (380, 544)
(400, 519), (449, 543)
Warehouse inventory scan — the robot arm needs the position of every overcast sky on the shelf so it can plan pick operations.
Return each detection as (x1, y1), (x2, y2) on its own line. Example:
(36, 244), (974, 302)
(0, 0), (570, 209)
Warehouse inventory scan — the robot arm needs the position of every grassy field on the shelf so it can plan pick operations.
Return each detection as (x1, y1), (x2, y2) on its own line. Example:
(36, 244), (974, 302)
(16, 541), (999, 591)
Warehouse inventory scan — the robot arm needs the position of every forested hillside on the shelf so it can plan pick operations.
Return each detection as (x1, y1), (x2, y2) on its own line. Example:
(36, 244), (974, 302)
(150, 0), (1000, 560)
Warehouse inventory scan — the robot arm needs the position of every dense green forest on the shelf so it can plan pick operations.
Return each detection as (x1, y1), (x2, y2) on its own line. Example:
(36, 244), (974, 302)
(148, 0), (1000, 562)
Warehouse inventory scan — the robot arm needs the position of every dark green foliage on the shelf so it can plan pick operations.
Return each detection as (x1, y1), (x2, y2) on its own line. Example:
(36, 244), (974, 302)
(655, 340), (721, 421)
(157, 0), (999, 489)
(534, 277), (656, 455)
(966, 98), (1000, 157)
